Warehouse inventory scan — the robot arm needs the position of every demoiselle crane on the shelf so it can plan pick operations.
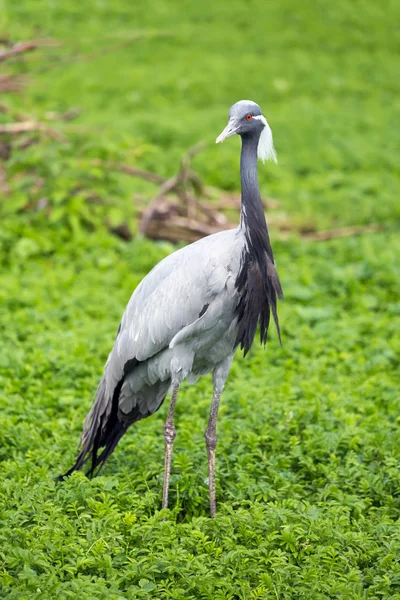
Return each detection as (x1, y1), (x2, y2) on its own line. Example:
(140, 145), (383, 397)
(60, 100), (282, 517)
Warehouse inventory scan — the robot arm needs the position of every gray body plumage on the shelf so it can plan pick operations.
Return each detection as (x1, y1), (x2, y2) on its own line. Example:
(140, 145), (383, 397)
(62, 100), (282, 488)
(98, 227), (243, 427)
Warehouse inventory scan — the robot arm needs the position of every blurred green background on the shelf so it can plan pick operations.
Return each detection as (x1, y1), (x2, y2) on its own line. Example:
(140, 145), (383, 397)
(0, 1), (399, 599)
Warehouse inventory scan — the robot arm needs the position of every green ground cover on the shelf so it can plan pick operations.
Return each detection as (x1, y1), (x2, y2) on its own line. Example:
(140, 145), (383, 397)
(0, 0), (399, 598)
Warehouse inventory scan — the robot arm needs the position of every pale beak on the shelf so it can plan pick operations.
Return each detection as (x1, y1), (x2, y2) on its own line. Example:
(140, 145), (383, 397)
(216, 118), (238, 143)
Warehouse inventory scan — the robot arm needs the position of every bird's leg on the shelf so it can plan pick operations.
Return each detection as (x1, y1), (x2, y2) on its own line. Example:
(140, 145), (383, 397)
(162, 380), (180, 510)
(205, 356), (233, 518)
(205, 390), (221, 518)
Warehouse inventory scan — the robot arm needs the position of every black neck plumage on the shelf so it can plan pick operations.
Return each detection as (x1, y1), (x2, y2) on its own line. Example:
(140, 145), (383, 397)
(234, 131), (282, 355)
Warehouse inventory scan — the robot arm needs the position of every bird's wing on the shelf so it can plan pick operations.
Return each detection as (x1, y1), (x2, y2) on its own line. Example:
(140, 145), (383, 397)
(103, 229), (240, 400)
(63, 229), (241, 477)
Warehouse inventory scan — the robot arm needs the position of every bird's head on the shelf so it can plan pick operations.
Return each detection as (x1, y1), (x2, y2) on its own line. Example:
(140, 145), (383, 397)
(216, 100), (277, 163)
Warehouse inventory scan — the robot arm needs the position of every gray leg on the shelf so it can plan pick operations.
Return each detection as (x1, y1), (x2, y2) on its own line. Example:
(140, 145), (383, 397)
(205, 355), (234, 518)
(162, 380), (180, 510)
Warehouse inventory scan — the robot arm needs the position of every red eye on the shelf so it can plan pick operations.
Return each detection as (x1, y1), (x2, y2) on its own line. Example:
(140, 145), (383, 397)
(245, 114), (253, 121)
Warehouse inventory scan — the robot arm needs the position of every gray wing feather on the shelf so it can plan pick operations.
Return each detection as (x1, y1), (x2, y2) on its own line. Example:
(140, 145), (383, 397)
(103, 229), (241, 402)
(169, 294), (225, 348)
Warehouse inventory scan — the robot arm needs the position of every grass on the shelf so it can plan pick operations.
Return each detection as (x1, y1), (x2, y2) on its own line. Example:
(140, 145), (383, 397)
(0, 0), (400, 598)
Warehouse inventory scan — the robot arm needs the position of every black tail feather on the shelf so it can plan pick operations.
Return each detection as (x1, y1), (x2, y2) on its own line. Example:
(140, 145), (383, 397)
(58, 360), (139, 480)
(86, 420), (128, 477)
(57, 417), (128, 480)
(56, 358), (171, 481)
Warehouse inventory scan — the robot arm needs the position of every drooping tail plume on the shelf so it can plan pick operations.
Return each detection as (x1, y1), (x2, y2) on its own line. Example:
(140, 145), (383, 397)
(58, 371), (129, 479)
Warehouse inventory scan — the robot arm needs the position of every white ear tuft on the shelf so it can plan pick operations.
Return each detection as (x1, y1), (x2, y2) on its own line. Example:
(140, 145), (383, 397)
(253, 115), (277, 164)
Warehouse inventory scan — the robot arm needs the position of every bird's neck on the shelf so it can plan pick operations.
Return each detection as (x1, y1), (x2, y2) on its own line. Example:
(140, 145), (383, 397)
(239, 133), (268, 236)
(235, 131), (281, 356)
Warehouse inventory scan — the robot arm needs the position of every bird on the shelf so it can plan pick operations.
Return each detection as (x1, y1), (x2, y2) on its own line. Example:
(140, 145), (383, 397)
(60, 100), (283, 517)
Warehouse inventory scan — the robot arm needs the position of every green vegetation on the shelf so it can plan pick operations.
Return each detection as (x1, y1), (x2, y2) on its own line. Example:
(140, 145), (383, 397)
(0, 0), (399, 598)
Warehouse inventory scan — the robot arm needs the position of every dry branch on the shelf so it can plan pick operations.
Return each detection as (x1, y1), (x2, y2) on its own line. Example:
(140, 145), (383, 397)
(139, 142), (205, 235)
(142, 211), (223, 244)
(0, 41), (38, 63)
(92, 159), (165, 185)
(0, 120), (64, 141)
(0, 121), (40, 134)
(302, 223), (384, 241)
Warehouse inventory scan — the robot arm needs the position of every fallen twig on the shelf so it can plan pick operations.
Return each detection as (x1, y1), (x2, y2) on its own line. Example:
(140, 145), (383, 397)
(197, 200), (228, 226)
(302, 223), (384, 241)
(92, 159), (165, 185)
(140, 142), (205, 235)
(0, 121), (42, 134)
(0, 41), (38, 63)
(0, 120), (65, 141)
(143, 213), (223, 243)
